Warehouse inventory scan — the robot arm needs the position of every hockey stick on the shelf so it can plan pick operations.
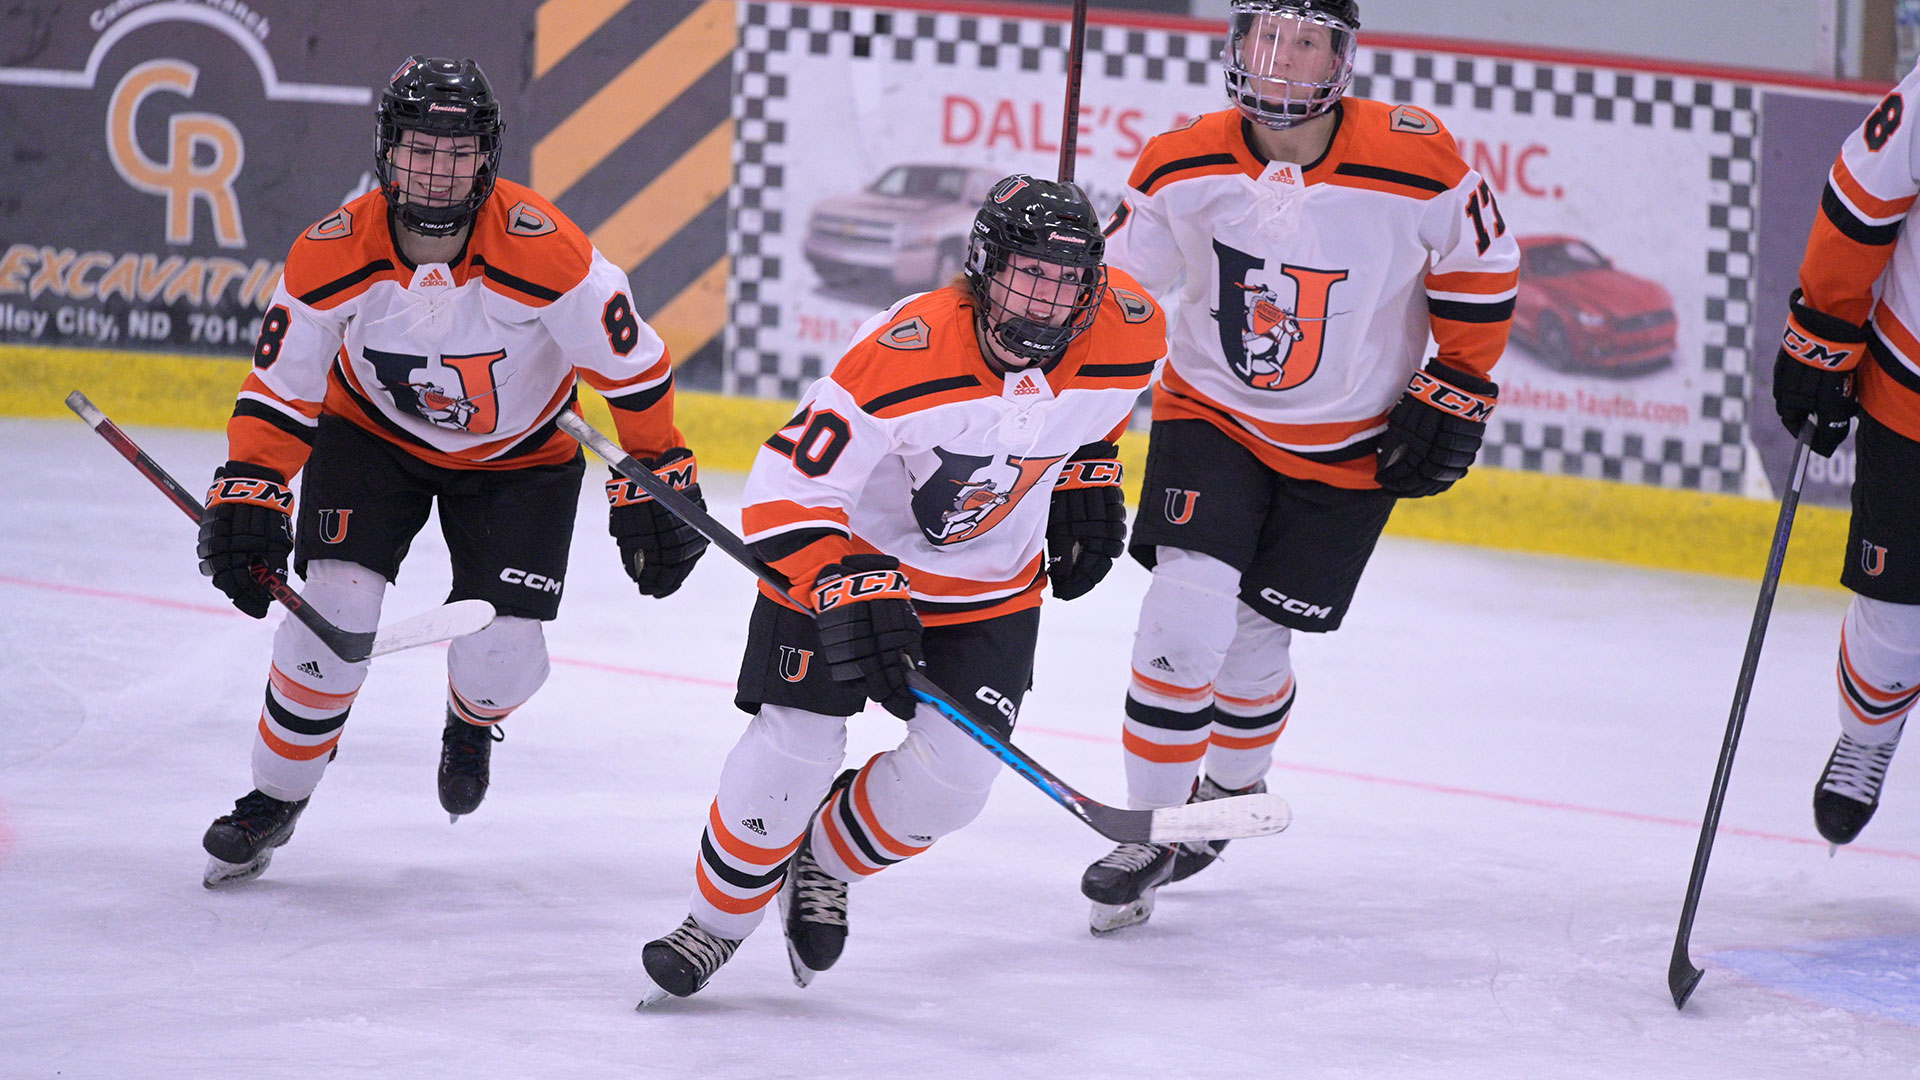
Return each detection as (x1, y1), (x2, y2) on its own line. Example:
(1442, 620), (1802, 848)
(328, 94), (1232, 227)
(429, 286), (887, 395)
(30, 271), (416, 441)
(65, 391), (496, 664)
(1668, 420), (1816, 1009)
(557, 410), (1290, 844)
(1056, 0), (1091, 183)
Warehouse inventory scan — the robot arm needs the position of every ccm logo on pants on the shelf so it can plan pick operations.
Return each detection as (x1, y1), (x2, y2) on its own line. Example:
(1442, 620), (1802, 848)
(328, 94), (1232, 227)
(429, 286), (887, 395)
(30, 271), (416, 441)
(500, 567), (563, 595)
(1259, 587), (1330, 620)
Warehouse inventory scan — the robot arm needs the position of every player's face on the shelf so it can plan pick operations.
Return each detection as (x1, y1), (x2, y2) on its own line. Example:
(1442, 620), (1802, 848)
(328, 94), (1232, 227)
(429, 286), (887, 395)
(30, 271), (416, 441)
(1240, 14), (1339, 91)
(989, 254), (1089, 328)
(387, 131), (482, 207)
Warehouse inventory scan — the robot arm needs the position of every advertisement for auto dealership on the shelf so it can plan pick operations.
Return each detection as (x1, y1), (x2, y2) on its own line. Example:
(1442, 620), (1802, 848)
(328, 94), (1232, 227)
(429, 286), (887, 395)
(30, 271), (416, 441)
(734, 3), (1869, 500)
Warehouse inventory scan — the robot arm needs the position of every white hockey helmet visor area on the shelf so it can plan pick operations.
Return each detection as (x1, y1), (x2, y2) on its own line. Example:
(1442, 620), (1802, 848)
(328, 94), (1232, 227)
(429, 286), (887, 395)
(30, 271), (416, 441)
(1224, 3), (1359, 130)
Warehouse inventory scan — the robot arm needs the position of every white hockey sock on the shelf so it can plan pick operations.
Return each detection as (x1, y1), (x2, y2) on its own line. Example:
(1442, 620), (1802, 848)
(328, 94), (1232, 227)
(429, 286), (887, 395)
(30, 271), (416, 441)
(1123, 549), (1242, 808)
(1836, 595), (1920, 746)
(691, 705), (847, 941)
(807, 702), (1002, 881)
(446, 616), (550, 727)
(250, 560), (383, 802)
(1206, 606), (1296, 791)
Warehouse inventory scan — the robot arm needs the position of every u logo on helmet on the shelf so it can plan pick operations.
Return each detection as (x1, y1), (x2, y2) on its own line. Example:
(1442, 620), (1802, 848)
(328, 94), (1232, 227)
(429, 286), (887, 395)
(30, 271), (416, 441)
(991, 177), (1030, 204)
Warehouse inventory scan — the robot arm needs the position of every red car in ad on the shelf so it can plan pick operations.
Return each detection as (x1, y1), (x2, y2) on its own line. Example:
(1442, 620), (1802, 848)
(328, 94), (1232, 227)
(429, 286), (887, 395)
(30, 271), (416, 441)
(1512, 235), (1678, 374)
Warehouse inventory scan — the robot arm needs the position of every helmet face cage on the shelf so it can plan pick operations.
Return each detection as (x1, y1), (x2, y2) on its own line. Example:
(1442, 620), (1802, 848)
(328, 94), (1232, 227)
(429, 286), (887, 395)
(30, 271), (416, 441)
(1224, 3), (1358, 130)
(374, 56), (504, 238)
(963, 176), (1109, 368)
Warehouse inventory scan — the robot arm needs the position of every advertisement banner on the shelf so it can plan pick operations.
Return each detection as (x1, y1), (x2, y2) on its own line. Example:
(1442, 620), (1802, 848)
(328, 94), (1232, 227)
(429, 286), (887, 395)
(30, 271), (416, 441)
(0, 1), (528, 356)
(731, 2), (1797, 496)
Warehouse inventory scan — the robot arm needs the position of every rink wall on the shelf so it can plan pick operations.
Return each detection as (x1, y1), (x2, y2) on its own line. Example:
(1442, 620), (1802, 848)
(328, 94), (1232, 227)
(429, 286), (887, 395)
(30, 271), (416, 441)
(0, 342), (1853, 588)
(0, 0), (1880, 586)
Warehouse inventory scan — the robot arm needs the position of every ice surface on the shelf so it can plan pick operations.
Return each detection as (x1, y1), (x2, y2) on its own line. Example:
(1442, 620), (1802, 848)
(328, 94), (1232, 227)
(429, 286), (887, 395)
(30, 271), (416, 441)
(2, 417), (1915, 1079)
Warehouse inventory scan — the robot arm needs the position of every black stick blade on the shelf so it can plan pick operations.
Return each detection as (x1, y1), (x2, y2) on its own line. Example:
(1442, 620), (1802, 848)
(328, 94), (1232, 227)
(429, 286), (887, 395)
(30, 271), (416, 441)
(1668, 947), (1703, 1009)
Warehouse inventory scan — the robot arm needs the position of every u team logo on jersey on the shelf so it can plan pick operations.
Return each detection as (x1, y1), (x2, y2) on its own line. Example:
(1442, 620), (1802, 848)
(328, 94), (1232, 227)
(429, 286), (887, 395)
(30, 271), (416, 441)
(1163, 488), (1200, 525)
(1862, 540), (1888, 577)
(778, 646), (814, 682)
(305, 208), (353, 241)
(880, 316), (931, 351)
(910, 447), (1066, 545)
(505, 202), (557, 237)
(364, 346), (508, 434)
(1389, 105), (1441, 135)
(316, 509), (352, 544)
(1210, 240), (1348, 391)
(1112, 287), (1155, 324)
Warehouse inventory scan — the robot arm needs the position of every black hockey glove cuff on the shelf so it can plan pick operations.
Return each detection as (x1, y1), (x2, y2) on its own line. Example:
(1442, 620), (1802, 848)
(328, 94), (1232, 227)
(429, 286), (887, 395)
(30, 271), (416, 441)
(197, 461), (294, 619)
(810, 554), (924, 720)
(1774, 289), (1863, 457)
(1375, 359), (1498, 499)
(1047, 442), (1126, 601)
(606, 446), (709, 598)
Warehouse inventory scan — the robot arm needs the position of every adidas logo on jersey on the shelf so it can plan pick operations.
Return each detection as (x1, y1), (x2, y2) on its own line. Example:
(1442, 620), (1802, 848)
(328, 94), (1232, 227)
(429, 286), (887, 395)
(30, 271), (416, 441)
(1014, 375), (1041, 396)
(740, 817), (767, 836)
(415, 266), (451, 290)
(297, 661), (323, 679)
(1149, 656), (1175, 673)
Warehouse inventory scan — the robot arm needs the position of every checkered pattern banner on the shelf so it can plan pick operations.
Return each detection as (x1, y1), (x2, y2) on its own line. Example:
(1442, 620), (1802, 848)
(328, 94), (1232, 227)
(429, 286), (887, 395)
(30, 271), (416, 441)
(731, 2), (1759, 494)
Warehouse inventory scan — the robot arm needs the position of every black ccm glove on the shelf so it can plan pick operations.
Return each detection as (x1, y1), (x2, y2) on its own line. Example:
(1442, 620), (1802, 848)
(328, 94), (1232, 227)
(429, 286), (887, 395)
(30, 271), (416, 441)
(1375, 359), (1499, 498)
(1046, 442), (1126, 601)
(810, 555), (924, 720)
(1774, 288), (1865, 457)
(606, 446), (710, 598)
(197, 461), (294, 619)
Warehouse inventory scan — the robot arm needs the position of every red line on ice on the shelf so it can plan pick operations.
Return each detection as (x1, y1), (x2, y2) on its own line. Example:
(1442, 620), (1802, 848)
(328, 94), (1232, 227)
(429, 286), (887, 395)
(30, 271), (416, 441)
(14, 571), (1915, 861)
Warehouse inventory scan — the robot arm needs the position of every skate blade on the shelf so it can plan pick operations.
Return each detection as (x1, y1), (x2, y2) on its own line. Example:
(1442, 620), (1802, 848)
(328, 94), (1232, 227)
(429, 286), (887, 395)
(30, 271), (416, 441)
(1829, 842), (1839, 858)
(449, 813), (463, 825)
(635, 975), (677, 1009)
(1089, 893), (1157, 936)
(203, 850), (273, 888)
(776, 882), (822, 989)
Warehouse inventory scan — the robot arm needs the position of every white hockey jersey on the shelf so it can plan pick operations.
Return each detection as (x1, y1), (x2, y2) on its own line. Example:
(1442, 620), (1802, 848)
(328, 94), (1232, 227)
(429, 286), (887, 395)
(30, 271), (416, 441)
(741, 276), (1166, 625)
(227, 179), (682, 479)
(1795, 64), (1920, 442)
(1106, 101), (1520, 488)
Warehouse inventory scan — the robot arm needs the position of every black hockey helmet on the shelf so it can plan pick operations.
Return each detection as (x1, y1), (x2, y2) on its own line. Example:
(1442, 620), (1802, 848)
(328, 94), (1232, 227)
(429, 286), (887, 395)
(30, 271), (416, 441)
(1225, 0), (1361, 130)
(963, 175), (1108, 369)
(374, 56), (504, 237)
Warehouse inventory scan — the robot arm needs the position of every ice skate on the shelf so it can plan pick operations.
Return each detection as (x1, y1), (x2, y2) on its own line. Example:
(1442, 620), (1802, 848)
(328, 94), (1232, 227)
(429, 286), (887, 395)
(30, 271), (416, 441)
(637, 916), (742, 1007)
(202, 790), (309, 887)
(1170, 776), (1268, 883)
(1081, 841), (1176, 935)
(779, 829), (850, 988)
(439, 710), (502, 821)
(1815, 727), (1903, 849)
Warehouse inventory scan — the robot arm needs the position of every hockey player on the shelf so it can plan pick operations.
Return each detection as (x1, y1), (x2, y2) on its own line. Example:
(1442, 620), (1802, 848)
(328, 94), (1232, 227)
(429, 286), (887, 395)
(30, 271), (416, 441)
(636, 176), (1164, 1002)
(195, 56), (706, 886)
(1080, 0), (1519, 931)
(1771, 66), (1920, 847)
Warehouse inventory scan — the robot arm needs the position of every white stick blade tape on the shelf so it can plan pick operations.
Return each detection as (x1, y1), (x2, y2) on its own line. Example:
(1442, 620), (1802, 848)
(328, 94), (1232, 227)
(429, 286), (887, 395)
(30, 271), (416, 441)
(1148, 792), (1293, 844)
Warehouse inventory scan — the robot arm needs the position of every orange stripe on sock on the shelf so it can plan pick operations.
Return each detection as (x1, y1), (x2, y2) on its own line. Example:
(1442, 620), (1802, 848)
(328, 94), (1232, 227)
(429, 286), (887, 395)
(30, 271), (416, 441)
(694, 857), (779, 915)
(1123, 728), (1208, 763)
(850, 758), (931, 860)
(449, 684), (515, 723)
(1839, 626), (1913, 705)
(1210, 726), (1285, 750)
(1215, 677), (1295, 713)
(706, 801), (803, 866)
(1130, 669), (1213, 703)
(819, 794), (885, 877)
(256, 715), (340, 761)
(268, 665), (357, 710)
